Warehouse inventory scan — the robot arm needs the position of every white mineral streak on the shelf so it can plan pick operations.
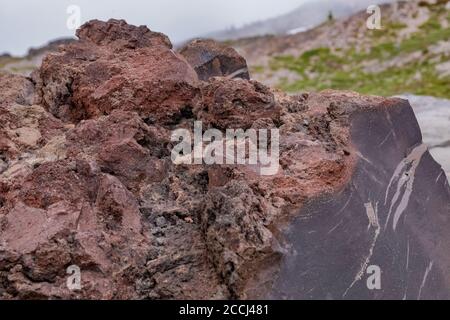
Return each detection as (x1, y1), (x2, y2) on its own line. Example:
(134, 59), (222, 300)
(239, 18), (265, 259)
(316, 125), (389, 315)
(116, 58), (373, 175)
(343, 201), (380, 297)
(384, 144), (428, 231)
(418, 261), (434, 300)
(403, 238), (411, 300)
(226, 68), (249, 79)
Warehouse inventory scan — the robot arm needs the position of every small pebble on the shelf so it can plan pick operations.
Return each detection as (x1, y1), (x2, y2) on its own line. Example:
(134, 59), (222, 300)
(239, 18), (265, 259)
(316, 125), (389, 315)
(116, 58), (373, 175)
(156, 238), (166, 246)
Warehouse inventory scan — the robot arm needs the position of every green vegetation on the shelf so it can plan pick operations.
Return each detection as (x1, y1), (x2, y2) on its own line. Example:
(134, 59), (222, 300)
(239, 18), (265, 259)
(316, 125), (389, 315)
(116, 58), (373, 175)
(9, 65), (37, 73)
(0, 57), (37, 75)
(0, 57), (21, 69)
(268, 8), (450, 99)
(251, 65), (265, 74)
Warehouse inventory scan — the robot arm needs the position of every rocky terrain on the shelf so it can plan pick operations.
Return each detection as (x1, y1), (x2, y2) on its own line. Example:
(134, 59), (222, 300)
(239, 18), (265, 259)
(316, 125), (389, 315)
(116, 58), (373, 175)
(232, 0), (450, 97)
(0, 19), (449, 300)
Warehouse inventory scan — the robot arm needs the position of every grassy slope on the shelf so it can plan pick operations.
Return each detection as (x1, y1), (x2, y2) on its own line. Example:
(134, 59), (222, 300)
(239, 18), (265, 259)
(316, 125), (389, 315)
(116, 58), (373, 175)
(259, 2), (450, 98)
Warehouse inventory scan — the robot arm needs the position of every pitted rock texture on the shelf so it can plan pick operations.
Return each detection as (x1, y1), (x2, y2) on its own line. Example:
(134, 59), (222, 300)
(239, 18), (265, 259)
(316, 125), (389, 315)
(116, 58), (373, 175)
(0, 19), (448, 300)
(34, 19), (198, 124)
(0, 74), (37, 108)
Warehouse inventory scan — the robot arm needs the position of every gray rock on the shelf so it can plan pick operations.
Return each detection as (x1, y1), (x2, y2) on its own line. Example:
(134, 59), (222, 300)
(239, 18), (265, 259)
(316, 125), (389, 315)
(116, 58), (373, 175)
(155, 216), (167, 228)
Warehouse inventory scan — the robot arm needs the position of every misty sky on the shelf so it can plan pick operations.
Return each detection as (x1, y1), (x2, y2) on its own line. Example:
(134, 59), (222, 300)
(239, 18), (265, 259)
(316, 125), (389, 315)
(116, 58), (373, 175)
(0, 0), (309, 56)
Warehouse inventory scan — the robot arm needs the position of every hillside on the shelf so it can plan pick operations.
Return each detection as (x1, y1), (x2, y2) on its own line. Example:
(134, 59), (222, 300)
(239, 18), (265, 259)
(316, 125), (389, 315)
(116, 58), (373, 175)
(232, 0), (450, 98)
(206, 0), (392, 41)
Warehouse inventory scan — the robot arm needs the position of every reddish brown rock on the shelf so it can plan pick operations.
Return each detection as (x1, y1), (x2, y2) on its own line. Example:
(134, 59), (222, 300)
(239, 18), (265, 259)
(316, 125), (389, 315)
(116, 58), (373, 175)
(65, 110), (169, 192)
(0, 74), (67, 209)
(179, 39), (250, 81)
(0, 159), (150, 298)
(196, 78), (281, 130)
(35, 19), (199, 124)
(76, 19), (172, 49)
(0, 73), (36, 107)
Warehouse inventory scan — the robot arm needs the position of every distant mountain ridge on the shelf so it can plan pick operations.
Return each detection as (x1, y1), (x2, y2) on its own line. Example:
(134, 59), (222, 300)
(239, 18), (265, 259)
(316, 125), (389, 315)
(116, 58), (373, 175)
(206, 0), (394, 41)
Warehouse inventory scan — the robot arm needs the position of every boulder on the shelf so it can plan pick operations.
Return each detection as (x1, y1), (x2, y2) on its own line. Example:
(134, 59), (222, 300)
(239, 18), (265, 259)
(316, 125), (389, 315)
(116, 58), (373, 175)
(179, 39), (250, 81)
(263, 94), (450, 300)
(34, 19), (199, 124)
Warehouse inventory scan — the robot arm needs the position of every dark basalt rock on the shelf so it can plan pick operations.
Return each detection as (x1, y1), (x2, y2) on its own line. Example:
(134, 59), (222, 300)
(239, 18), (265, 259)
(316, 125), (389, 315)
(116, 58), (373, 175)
(179, 39), (250, 81)
(265, 99), (450, 300)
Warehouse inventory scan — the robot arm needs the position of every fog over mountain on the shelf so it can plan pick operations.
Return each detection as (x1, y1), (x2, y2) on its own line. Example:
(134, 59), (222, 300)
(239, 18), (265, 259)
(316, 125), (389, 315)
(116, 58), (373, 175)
(206, 0), (395, 41)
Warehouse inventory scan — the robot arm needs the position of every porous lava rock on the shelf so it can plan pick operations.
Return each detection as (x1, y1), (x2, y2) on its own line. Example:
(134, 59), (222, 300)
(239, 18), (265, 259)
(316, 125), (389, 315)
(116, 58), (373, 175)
(34, 19), (198, 125)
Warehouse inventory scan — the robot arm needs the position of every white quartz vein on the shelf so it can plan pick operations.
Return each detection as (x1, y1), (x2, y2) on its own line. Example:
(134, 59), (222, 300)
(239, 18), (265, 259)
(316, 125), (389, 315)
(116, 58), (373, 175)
(418, 261), (434, 300)
(343, 201), (380, 297)
(384, 144), (428, 231)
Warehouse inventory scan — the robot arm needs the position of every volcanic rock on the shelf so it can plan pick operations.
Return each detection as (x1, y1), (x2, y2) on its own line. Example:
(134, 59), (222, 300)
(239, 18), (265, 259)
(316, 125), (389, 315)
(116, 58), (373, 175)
(195, 78), (280, 130)
(266, 95), (450, 300)
(179, 39), (250, 81)
(34, 19), (198, 124)
(0, 74), (37, 107)
(0, 19), (448, 300)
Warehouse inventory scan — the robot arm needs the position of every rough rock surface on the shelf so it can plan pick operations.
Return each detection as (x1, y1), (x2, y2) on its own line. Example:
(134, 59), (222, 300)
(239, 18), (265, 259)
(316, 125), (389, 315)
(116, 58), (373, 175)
(34, 19), (198, 124)
(0, 19), (448, 300)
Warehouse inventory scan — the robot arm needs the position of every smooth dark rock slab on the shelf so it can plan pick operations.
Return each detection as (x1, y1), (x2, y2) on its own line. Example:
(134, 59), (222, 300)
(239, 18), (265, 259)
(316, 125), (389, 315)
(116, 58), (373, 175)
(267, 100), (450, 300)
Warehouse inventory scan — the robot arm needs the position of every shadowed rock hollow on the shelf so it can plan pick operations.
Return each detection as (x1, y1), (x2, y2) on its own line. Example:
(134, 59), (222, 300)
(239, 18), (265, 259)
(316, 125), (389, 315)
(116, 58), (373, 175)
(0, 19), (448, 300)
